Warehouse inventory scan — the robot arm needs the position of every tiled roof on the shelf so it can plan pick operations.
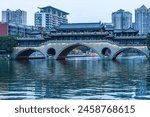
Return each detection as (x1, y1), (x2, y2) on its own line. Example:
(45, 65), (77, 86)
(123, 27), (138, 33)
(114, 29), (122, 33)
(57, 23), (104, 30)
(114, 28), (138, 33)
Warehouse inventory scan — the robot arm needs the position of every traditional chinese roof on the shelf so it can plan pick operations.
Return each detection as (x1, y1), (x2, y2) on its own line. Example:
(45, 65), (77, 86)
(104, 24), (114, 31)
(123, 28), (138, 33)
(114, 29), (122, 33)
(114, 27), (138, 33)
(57, 23), (105, 31)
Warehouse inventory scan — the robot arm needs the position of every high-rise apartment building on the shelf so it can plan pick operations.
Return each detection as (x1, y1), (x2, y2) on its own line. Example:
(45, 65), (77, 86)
(112, 9), (132, 29)
(2, 9), (27, 25)
(135, 5), (150, 35)
(34, 6), (69, 31)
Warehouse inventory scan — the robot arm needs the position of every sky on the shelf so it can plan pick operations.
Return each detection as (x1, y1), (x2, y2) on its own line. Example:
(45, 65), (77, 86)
(0, 0), (150, 25)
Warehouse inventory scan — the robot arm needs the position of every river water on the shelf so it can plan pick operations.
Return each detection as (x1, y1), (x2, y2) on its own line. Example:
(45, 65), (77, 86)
(0, 57), (150, 100)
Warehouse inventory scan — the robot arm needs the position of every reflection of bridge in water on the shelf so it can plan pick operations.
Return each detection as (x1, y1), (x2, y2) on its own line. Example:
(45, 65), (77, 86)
(12, 23), (149, 60)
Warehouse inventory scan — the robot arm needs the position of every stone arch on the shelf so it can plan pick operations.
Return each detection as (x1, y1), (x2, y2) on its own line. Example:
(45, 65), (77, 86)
(112, 47), (148, 60)
(101, 47), (111, 56)
(47, 48), (56, 56)
(15, 48), (45, 59)
(56, 43), (100, 60)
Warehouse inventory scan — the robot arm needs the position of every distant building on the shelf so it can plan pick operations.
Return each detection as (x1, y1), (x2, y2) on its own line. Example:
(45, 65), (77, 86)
(34, 6), (69, 31)
(0, 23), (40, 37)
(0, 23), (8, 36)
(2, 9), (27, 25)
(135, 5), (150, 35)
(112, 9), (132, 29)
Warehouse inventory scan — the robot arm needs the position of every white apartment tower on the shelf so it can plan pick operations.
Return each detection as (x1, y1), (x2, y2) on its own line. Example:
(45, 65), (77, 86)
(35, 6), (69, 31)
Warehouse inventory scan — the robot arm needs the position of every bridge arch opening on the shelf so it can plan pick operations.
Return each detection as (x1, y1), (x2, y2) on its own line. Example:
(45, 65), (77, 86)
(112, 48), (148, 60)
(57, 44), (100, 60)
(47, 48), (56, 56)
(101, 47), (111, 57)
(15, 49), (45, 60)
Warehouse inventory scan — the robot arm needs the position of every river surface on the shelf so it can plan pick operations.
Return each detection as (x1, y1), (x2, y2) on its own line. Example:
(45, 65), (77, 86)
(0, 57), (150, 100)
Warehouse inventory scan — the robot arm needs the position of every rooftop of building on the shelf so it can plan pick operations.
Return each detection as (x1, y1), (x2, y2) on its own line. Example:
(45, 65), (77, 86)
(136, 5), (149, 11)
(117, 9), (124, 12)
(56, 22), (104, 30)
(3, 9), (26, 12)
(114, 27), (138, 33)
(112, 9), (132, 14)
(38, 6), (69, 15)
(123, 27), (139, 33)
(139, 5), (147, 9)
(104, 23), (114, 30)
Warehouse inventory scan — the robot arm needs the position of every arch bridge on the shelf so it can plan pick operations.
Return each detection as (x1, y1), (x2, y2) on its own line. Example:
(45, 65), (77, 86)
(12, 39), (149, 60)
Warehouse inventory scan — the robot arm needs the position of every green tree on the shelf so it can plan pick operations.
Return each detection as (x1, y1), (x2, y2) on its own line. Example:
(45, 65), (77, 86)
(0, 36), (17, 53)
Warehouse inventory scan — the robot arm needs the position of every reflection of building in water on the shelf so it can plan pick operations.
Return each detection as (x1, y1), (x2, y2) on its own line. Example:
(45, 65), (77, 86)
(136, 79), (147, 97)
(0, 82), (8, 92)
